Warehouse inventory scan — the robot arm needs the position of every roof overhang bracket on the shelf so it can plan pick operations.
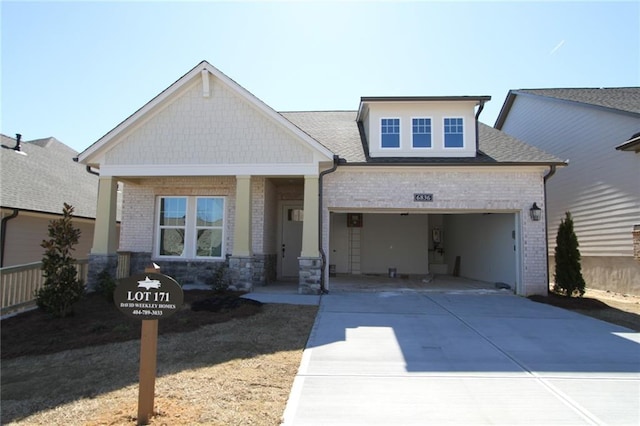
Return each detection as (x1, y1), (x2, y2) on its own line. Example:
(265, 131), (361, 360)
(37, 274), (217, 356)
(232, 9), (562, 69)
(201, 70), (210, 98)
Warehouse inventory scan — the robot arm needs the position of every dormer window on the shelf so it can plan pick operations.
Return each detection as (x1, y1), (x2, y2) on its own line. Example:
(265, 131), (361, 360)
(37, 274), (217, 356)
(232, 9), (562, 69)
(381, 118), (400, 148)
(444, 117), (464, 148)
(412, 118), (432, 148)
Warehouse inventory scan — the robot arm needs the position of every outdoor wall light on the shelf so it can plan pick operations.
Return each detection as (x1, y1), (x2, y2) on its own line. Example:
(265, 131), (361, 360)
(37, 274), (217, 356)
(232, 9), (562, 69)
(529, 202), (542, 221)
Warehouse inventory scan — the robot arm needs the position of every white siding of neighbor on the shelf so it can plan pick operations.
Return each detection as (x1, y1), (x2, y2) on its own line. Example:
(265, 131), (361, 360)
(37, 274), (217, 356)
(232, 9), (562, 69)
(501, 95), (640, 257)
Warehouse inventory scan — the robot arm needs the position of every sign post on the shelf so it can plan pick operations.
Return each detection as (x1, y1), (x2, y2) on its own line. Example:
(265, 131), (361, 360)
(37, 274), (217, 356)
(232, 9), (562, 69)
(114, 266), (184, 425)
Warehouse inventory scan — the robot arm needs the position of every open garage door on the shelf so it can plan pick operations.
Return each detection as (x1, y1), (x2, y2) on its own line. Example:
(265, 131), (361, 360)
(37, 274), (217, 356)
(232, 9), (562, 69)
(328, 211), (518, 291)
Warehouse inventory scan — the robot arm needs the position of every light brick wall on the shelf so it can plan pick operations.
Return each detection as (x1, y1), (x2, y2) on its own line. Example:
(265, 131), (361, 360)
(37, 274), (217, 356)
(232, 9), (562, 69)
(322, 166), (549, 295)
(119, 176), (239, 254)
(105, 80), (313, 166)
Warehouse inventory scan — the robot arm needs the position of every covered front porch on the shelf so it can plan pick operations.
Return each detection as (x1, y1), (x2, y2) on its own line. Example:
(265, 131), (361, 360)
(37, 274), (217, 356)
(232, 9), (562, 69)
(89, 174), (327, 295)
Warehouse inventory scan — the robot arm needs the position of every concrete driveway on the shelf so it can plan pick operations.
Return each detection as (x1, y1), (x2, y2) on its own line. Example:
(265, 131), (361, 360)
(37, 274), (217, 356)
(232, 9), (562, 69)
(281, 291), (640, 425)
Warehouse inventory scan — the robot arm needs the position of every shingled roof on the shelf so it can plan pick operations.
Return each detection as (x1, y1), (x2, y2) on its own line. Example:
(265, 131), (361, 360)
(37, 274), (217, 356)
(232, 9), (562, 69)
(1, 134), (100, 219)
(281, 111), (562, 165)
(495, 87), (640, 128)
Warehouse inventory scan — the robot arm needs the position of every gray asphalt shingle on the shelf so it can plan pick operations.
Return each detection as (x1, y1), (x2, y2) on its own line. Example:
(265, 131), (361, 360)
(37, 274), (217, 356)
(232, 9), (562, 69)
(1, 134), (99, 218)
(515, 88), (640, 115)
(282, 111), (562, 165)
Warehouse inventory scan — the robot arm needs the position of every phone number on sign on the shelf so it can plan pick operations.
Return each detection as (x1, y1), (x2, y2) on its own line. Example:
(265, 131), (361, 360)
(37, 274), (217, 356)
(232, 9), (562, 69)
(132, 310), (163, 316)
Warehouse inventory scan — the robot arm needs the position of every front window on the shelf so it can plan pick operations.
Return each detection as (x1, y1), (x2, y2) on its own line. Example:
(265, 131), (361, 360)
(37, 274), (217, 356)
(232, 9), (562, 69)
(381, 118), (400, 148)
(195, 197), (224, 257)
(412, 118), (432, 148)
(157, 196), (225, 259)
(159, 197), (187, 256)
(444, 117), (464, 148)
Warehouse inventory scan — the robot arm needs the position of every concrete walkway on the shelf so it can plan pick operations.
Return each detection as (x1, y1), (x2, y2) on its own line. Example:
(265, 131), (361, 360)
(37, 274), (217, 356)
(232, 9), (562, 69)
(279, 291), (640, 425)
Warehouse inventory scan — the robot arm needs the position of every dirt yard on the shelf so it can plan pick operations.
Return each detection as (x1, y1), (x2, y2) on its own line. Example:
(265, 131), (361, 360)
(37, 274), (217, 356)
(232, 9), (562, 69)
(1, 291), (318, 425)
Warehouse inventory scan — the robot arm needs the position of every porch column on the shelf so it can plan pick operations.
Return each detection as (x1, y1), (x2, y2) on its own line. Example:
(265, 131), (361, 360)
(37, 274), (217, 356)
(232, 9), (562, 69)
(88, 176), (118, 289)
(233, 175), (252, 256)
(229, 175), (253, 291)
(92, 176), (118, 254)
(301, 176), (319, 257)
(299, 175), (321, 294)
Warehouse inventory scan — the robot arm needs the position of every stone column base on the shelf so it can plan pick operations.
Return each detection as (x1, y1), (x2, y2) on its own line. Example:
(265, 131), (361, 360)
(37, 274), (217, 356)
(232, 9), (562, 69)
(229, 256), (254, 292)
(299, 257), (322, 294)
(87, 253), (118, 291)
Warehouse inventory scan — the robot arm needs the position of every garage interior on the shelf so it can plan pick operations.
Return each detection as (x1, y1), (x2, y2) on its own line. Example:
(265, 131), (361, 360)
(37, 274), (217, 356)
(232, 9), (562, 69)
(327, 211), (519, 293)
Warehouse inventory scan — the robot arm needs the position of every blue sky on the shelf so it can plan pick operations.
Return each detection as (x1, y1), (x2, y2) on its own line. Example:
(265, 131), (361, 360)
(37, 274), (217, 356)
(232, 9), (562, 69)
(2, 1), (638, 153)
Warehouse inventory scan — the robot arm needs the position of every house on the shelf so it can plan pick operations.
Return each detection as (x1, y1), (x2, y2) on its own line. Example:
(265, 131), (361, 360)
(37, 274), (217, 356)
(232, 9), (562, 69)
(77, 61), (564, 296)
(0, 134), (110, 267)
(495, 88), (640, 295)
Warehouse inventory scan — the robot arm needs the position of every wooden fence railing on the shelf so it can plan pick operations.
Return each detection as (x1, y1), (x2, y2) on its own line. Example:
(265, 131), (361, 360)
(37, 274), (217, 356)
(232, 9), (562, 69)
(0, 259), (89, 315)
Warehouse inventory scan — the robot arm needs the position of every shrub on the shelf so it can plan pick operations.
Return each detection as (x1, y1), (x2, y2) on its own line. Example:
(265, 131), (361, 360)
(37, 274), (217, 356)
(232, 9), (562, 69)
(554, 211), (586, 297)
(35, 203), (86, 317)
(96, 268), (117, 302)
(207, 264), (230, 293)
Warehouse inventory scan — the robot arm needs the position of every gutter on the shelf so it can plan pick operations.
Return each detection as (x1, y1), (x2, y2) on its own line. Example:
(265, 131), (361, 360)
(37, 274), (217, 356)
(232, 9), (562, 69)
(73, 157), (100, 176)
(542, 165), (557, 295)
(318, 155), (341, 294)
(1, 209), (19, 267)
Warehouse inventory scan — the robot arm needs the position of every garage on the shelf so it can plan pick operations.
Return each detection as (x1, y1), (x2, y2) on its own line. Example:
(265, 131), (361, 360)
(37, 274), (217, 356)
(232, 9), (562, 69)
(327, 211), (519, 292)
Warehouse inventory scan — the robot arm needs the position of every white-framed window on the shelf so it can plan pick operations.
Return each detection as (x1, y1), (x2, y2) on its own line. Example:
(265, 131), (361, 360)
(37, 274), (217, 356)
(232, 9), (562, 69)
(444, 117), (464, 148)
(381, 118), (400, 148)
(156, 196), (225, 259)
(412, 117), (432, 148)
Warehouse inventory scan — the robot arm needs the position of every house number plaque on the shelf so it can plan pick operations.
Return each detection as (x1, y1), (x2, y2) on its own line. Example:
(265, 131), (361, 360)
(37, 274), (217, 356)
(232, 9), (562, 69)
(114, 273), (184, 320)
(414, 193), (434, 202)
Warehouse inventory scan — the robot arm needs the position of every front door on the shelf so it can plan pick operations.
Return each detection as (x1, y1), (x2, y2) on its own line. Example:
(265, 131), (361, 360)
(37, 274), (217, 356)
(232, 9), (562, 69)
(280, 203), (304, 278)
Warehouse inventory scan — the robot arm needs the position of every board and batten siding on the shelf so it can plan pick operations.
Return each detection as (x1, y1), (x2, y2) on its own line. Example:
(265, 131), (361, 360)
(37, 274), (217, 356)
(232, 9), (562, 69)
(500, 95), (640, 258)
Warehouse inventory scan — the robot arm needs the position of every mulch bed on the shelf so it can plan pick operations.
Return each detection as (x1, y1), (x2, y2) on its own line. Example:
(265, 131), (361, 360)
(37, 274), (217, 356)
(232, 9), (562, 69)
(1, 290), (262, 360)
(528, 292), (610, 310)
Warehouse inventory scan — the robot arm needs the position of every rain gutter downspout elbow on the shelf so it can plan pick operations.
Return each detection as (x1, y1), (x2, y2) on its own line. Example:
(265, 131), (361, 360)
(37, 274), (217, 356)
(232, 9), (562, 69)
(475, 100), (486, 153)
(318, 155), (340, 294)
(1, 209), (19, 267)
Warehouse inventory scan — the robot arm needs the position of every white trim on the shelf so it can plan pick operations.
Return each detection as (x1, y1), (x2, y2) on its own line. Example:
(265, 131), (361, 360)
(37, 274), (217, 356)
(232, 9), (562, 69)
(99, 163), (321, 177)
(380, 117), (402, 149)
(201, 70), (210, 97)
(154, 195), (226, 260)
(410, 116), (433, 150)
(443, 116), (465, 149)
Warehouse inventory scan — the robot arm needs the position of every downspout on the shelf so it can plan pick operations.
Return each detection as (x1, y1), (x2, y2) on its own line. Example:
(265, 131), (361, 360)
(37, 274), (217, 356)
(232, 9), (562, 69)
(474, 100), (486, 153)
(543, 165), (557, 295)
(1, 209), (19, 267)
(318, 155), (340, 294)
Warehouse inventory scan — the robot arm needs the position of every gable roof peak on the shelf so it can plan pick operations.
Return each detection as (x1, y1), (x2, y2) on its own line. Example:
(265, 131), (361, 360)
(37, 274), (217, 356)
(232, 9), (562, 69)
(77, 60), (334, 166)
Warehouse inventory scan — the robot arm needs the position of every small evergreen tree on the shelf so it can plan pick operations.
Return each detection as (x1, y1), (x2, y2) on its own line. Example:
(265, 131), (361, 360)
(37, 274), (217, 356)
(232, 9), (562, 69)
(36, 203), (85, 317)
(553, 211), (586, 297)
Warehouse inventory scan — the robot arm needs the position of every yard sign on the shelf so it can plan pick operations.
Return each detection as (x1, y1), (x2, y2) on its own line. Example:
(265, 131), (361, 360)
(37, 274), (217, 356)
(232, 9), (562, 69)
(114, 267), (184, 425)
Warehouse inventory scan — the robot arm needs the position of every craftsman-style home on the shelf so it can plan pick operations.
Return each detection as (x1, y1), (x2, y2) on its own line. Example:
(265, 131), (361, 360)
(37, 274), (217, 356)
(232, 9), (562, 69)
(77, 61), (563, 295)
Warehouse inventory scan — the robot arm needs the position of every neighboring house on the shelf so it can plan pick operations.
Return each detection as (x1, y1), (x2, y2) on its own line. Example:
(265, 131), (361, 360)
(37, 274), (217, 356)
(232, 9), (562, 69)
(77, 61), (564, 296)
(0, 134), (113, 267)
(495, 88), (640, 295)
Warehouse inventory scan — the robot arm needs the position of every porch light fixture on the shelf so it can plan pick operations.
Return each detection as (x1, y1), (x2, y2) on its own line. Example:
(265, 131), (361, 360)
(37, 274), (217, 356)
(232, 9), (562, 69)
(529, 202), (542, 221)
